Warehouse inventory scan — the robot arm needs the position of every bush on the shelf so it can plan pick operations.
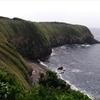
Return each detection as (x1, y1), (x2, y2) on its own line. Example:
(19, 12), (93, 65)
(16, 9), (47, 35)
(39, 70), (70, 92)
(0, 68), (25, 100)
(38, 70), (91, 100)
(0, 69), (92, 100)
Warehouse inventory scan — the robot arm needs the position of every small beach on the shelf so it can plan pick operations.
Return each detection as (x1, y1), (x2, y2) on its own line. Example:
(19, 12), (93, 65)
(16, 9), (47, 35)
(26, 59), (47, 85)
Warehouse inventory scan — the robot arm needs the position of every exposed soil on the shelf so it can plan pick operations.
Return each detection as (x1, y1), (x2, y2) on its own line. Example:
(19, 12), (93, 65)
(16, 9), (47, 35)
(26, 59), (47, 85)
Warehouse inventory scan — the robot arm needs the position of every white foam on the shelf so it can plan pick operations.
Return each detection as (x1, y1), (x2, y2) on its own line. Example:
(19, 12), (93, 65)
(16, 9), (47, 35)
(61, 46), (66, 50)
(52, 48), (54, 52)
(55, 68), (93, 99)
(81, 44), (90, 47)
(55, 69), (78, 91)
(72, 69), (82, 73)
(51, 49), (56, 56)
(80, 89), (93, 99)
(38, 59), (47, 67)
(71, 84), (79, 90)
(81, 44), (85, 47)
(51, 52), (56, 56)
(85, 44), (91, 47)
(45, 67), (93, 99)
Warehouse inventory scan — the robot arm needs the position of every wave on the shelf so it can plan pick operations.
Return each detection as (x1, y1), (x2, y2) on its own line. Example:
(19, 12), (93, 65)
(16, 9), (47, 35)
(71, 69), (82, 73)
(39, 62), (93, 99)
(81, 44), (91, 47)
(38, 59), (47, 67)
(51, 52), (56, 56)
(40, 60), (93, 99)
(55, 68), (78, 90)
(50, 49), (57, 56)
(54, 68), (93, 99)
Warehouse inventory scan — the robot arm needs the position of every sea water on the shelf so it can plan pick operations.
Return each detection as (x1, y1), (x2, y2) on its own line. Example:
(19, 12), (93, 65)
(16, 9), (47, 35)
(42, 28), (100, 99)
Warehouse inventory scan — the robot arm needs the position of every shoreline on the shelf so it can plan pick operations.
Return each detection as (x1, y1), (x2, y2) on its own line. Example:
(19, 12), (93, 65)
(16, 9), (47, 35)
(26, 59), (93, 99)
(25, 59), (47, 85)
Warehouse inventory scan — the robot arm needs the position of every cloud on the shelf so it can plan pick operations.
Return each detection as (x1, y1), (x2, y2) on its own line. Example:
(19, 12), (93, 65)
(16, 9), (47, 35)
(0, 0), (100, 28)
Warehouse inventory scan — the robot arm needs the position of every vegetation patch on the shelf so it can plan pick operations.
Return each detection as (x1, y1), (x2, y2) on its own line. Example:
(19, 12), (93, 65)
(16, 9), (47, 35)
(0, 69), (92, 100)
(0, 32), (30, 89)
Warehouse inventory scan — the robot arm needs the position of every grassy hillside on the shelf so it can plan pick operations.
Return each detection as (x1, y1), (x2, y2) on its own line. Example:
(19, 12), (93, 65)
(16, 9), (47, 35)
(0, 32), (30, 89)
(34, 22), (96, 47)
(0, 17), (51, 59)
(0, 17), (98, 60)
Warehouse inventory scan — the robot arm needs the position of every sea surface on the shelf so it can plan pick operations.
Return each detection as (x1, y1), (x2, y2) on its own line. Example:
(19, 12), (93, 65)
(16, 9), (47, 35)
(42, 28), (100, 99)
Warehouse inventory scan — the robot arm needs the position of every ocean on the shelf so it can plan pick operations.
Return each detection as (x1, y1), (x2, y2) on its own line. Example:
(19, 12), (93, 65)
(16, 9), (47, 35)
(42, 28), (100, 99)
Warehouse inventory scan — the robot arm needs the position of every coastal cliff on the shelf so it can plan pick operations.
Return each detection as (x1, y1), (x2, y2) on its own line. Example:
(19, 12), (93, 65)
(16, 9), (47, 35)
(0, 17), (97, 99)
(35, 22), (99, 47)
(0, 17), (98, 60)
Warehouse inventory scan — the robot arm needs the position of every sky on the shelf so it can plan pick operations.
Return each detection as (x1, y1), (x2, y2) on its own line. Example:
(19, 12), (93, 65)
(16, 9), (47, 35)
(0, 0), (100, 28)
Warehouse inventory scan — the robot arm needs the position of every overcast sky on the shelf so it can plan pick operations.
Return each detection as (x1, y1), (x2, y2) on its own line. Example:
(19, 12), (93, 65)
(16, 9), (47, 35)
(0, 0), (100, 28)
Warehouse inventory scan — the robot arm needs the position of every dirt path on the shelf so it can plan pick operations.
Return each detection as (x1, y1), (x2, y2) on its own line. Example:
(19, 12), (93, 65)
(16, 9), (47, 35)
(26, 60), (47, 85)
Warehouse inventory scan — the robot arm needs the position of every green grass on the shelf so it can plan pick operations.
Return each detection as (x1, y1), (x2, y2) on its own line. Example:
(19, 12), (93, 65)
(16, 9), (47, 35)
(0, 32), (30, 89)
(35, 22), (92, 37)
(34, 22), (95, 47)
(0, 17), (95, 59)
(0, 18), (51, 59)
(0, 17), (94, 40)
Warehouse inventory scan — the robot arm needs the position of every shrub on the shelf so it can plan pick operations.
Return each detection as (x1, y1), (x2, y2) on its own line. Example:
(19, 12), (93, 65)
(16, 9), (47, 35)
(0, 68), (25, 100)
(0, 69), (92, 100)
(38, 70), (91, 100)
(39, 70), (70, 92)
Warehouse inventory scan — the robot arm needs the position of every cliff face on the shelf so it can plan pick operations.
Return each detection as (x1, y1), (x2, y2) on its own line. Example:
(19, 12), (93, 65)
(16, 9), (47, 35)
(35, 22), (99, 47)
(0, 17), (99, 60)
(0, 17), (99, 90)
